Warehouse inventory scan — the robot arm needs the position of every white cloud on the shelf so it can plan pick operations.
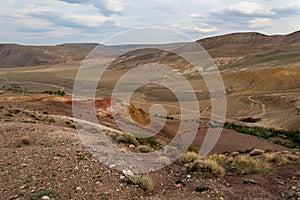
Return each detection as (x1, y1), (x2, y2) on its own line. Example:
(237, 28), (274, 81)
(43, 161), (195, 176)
(64, 14), (108, 27)
(194, 26), (219, 33)
(190, 14), (205, 18)
(106, 0), (126, 13)
(228, 1), (274, 16)
(1, 0), (300, 44)
(249, 18), (272, 28)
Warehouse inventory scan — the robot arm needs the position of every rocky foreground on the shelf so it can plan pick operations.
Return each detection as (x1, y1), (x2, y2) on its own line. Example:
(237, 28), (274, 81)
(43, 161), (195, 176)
(1, 121), (299, 200)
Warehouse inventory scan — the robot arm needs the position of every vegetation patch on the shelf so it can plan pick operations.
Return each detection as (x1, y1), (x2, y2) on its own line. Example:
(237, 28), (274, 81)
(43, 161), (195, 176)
(43, 90), (66, 96)
(231, 156), (271, 174)
(136, 145), (151, 153)
(31, 189), (56, 200)
(186, 158), (225, 178)
(179, 152), (199, 164)
(132, 175), (154, 191)
(114, 133), (139, 146)
(224, 122), (300, 148)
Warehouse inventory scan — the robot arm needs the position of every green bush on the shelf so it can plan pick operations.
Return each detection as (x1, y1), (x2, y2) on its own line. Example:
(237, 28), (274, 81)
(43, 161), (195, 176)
(224, 122), (300, 148)
(137, 136), (161, 148)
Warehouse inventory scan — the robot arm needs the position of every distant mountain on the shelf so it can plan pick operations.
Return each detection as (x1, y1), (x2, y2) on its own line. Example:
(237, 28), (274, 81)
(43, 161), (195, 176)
(0, 43), (98, 67)
(0, 31), (299, 68)
(197, 31), (300, 69)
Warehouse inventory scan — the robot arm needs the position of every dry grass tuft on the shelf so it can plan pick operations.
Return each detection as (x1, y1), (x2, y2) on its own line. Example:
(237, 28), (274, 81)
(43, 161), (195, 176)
(179, 152), (199, 164)
(115, 133), (139, 146)
(232, 156), (271, 174)
(156, 156), (171, 165)
(186, 158), (225, 178)
(136, 145), (151, 153)
(132, 175), (154, 191)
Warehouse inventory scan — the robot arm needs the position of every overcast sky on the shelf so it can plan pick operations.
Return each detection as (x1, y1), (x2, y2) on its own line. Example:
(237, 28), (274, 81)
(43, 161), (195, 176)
(1, 0), (300, 45)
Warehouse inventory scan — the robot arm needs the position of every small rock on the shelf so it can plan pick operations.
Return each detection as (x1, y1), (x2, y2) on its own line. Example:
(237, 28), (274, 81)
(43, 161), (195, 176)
(109, 164), (117, 169)
(243, 179), (257, 185)
(9, 194), (23, 200)
(76, 187), (82, 191)
(96, 181), (102, 185)
(122, 170), (134, 177)
(41, 196), (51, 200)
(187, 174), (192, 178)
(120, 175), (125, 179)
(175, 179), (186, 187)
(196, 185), (210, 192)
(249, 149), (264, 157)
(277, 181), (285, 185)
(129, 144), (135, 148)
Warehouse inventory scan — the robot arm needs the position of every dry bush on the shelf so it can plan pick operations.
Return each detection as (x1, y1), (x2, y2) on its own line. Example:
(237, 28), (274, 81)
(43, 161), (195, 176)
(155, 156), (171, 165)
(186, 158), (225, 178)
(179, 152), (199, 164)
(132, 175), (154, 191)
(232, 156), (271, 174)
(136, 145), (151, 153)
(207, 154), (228, 166)
(115, 133), (139, 146)
(283, 154), (299, 162)
(263, 153), (289, 165)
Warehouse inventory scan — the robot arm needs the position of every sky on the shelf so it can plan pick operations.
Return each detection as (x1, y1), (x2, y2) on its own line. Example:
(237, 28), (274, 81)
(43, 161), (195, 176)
(1, 0), (300, 45)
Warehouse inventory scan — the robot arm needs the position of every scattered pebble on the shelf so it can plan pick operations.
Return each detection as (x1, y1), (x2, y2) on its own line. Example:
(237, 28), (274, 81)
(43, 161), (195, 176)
(196, 185), (210, 192)
(41, 196), (51, 200)
(243, 179), (257, 185)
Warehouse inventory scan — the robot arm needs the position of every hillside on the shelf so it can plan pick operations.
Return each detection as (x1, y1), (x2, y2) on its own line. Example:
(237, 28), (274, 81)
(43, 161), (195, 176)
(0, 31), (299, 69)
(0, 43), (97, 67)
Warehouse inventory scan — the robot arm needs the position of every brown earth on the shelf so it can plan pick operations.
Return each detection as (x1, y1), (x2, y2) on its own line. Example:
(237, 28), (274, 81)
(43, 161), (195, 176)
(0, 94), (299, 200)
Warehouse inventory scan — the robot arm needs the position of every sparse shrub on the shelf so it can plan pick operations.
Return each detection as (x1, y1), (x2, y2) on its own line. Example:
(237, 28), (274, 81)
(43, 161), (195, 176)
(263, 153), (289, 165)
(101, 194), (109, 200)
(136, 145), (151, 153)
(11, 109), (21, 114)
(43, 90), (65, 96)
(163, 146), (180, 157)
(31, 189), (56, 200)
(186, 158), (225, 178)
(187, 145), (198, 153)
(22, 136), (30, 145)
(284, 154), (300, 162)
(231, 156), (271, 174)
(224, 122), (300, 148)
(44, 118), (55, 123)
(132, 175), (154, 191)
(137, 136), (161, 148)
(207, 154), (228, 166)
(155, 156), (171, 165)
(4, 113), (13, 117)
(116, 133), (139, 146)
(179, 152), (199, 164)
